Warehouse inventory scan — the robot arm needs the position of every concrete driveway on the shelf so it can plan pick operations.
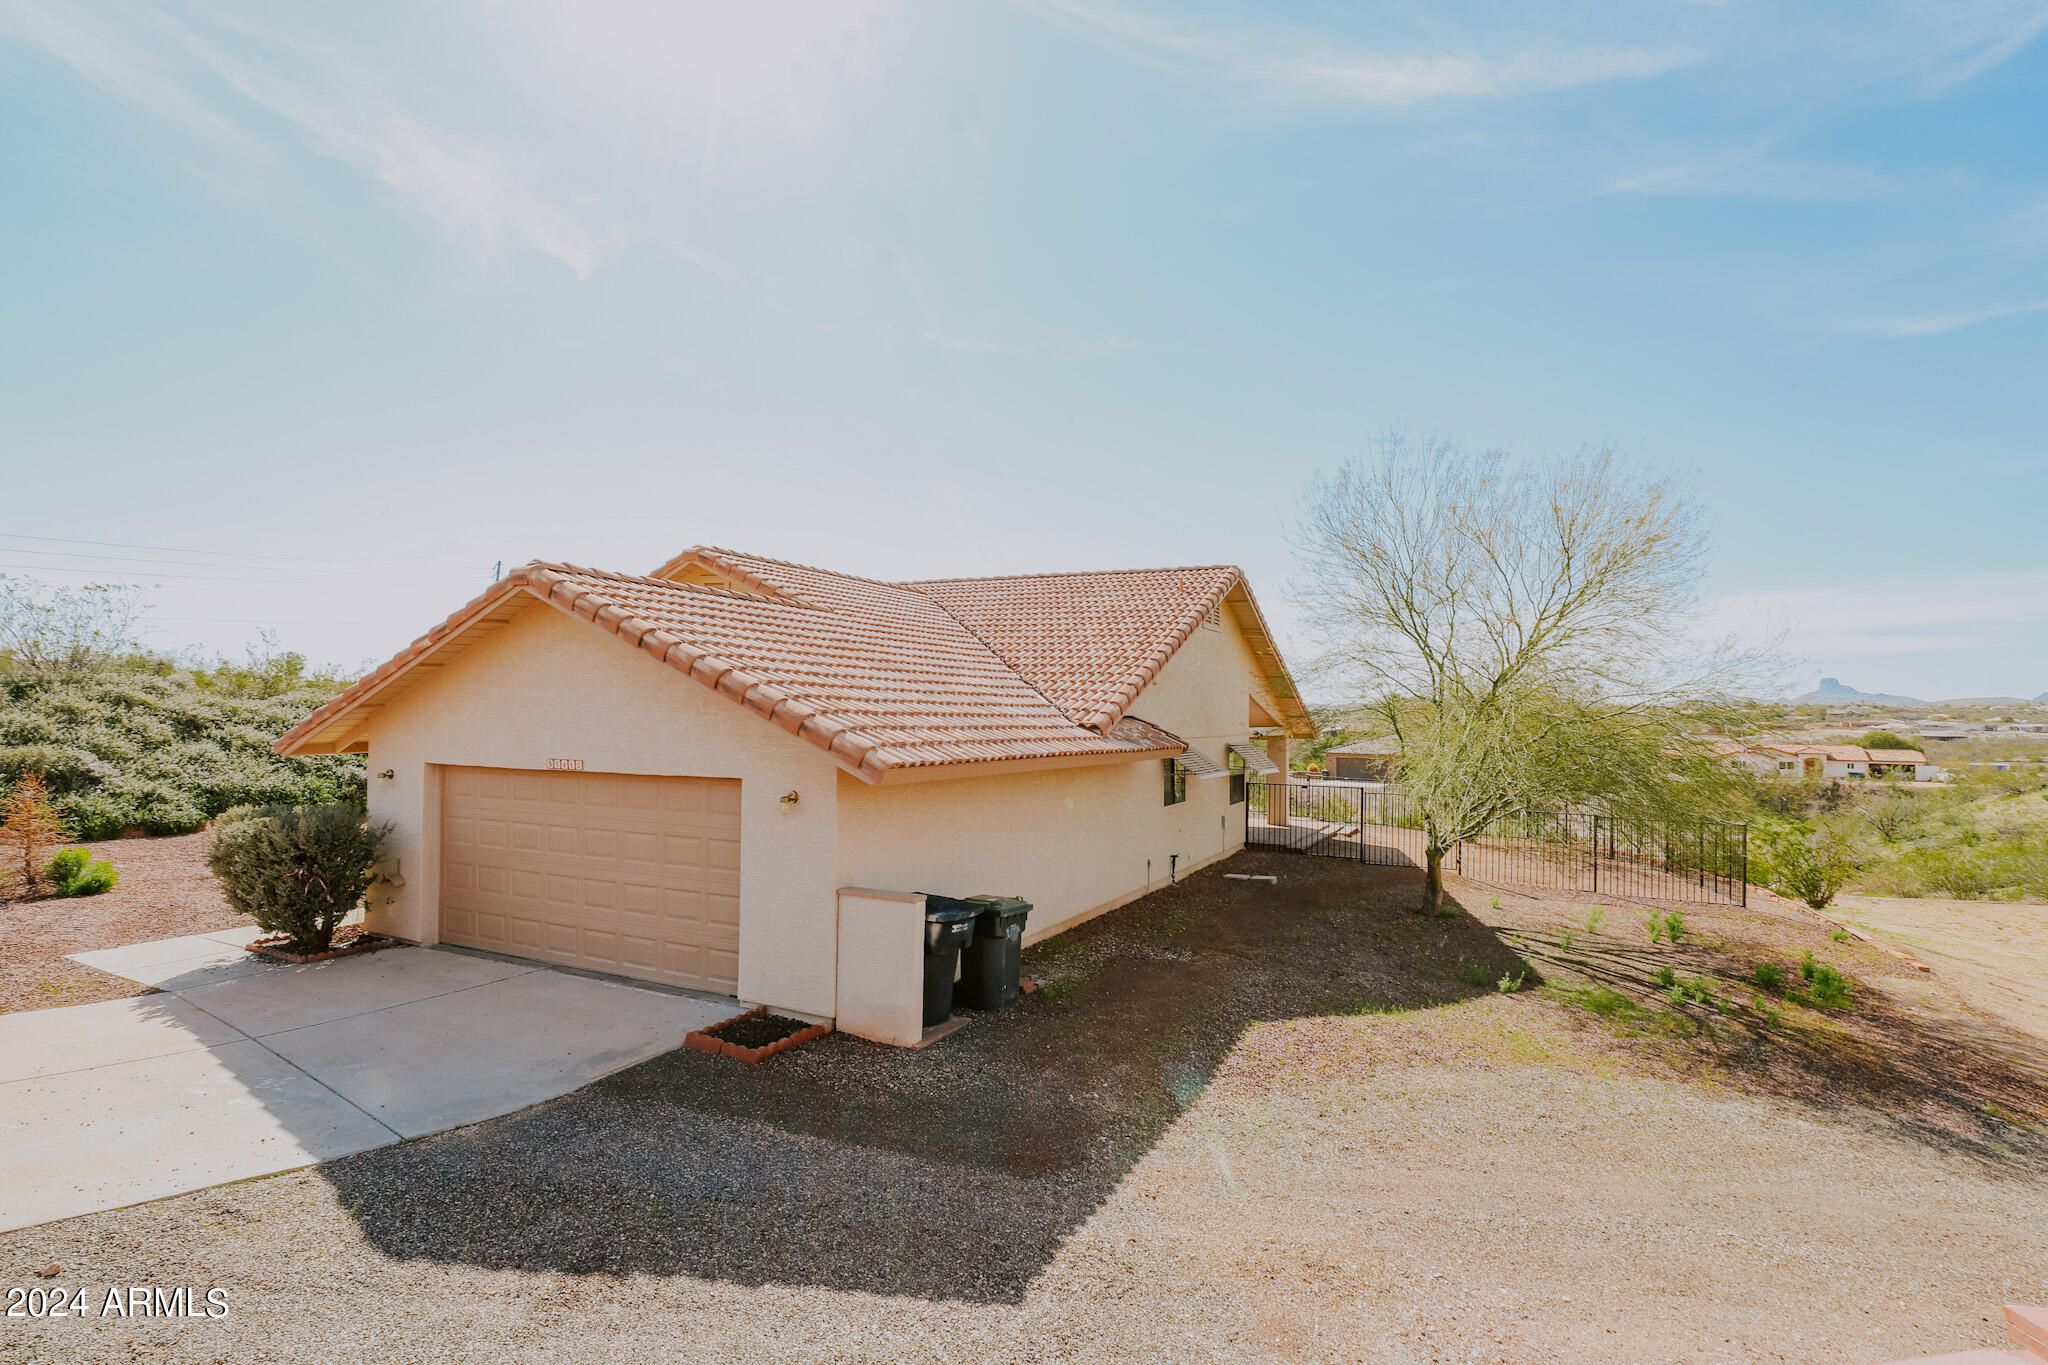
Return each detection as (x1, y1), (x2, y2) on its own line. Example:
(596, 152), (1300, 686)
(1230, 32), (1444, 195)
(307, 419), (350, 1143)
(0, 930), (738, 1232)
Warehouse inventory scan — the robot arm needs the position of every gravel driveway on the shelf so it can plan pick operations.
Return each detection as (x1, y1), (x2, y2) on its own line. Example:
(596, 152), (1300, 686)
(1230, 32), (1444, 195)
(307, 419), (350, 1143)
(5, 853), (2045, 1363)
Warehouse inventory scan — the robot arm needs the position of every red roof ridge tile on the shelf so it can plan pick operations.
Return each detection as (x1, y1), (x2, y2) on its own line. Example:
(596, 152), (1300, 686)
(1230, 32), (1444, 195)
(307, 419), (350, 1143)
(274, 558), (1214, 782)
(528, 559), (798, 608)
(900, 564), (1239, 586)
(648, 544), (898, 597)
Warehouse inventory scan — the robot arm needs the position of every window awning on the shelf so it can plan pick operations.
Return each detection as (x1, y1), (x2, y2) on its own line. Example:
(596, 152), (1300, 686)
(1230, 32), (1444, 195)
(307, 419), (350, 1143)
(1228, 742), (1279, 775)
(1177, 746), (1229, 779)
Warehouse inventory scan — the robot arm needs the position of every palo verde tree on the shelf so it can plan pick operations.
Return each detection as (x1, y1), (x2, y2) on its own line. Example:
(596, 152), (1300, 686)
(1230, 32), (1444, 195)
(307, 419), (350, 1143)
(1295, 432), (1776, 910)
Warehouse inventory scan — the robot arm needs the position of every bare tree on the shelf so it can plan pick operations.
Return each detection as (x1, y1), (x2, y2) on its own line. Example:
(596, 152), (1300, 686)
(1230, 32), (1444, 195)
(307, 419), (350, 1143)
(1295, 432), (1776, 910)
(0, 577), (148, 675)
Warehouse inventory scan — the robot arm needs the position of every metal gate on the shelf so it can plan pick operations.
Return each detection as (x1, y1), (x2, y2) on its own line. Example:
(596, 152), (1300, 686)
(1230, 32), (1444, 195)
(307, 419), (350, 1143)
(1245, 779), (1747, 906)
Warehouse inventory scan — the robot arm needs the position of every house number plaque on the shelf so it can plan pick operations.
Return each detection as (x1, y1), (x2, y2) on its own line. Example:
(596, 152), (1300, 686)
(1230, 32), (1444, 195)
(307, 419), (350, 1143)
(546, 758), (586, 771)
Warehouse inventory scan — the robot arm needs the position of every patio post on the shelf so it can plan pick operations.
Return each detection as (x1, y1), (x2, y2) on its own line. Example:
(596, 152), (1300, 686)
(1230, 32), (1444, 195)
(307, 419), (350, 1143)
(1264, 734), (1290, 827)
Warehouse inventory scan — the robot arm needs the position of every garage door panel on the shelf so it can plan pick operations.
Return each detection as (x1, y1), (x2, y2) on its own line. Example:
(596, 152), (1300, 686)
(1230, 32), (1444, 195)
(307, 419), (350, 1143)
(441, 766), (742, 993)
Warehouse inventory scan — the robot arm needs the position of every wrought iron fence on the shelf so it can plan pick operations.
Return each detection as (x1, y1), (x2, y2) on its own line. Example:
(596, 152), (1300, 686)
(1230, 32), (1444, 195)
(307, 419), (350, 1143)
(1244, 778), (1747, 906)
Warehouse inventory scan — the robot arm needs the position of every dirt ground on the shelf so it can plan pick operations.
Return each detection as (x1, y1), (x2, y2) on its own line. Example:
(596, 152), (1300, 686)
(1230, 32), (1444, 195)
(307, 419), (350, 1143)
(1830, 893), (2048, 1080)
(0, 833), (241, 1015)
(4, 852), (2046, 1364)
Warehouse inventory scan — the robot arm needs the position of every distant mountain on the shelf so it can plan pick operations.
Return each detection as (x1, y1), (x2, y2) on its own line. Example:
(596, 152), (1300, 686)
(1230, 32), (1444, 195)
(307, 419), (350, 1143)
(1935, 696), (2037, 707)
(1791, 676), (1924, 706)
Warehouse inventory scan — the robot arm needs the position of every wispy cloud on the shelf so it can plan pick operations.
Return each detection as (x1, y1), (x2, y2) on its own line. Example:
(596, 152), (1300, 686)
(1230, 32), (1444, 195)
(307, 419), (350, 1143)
(918, 327), (1020, 353)
(1852, 298), (2048, 337)
(182, 37), (600, 279)
(0, 0), (242, 142)
(1714, 569), (2048, 663)
(0, 0), (600, 278)
(1016, 0), (1699, 106)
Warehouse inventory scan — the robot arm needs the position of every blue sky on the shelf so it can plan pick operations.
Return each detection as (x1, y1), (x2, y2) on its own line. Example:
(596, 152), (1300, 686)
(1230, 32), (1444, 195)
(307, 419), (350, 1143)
(2, 0), (2044, 701)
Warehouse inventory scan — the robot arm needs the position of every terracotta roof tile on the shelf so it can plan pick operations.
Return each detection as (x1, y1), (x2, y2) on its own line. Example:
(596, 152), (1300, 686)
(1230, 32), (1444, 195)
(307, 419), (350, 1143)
(278, 549), (1317, 781)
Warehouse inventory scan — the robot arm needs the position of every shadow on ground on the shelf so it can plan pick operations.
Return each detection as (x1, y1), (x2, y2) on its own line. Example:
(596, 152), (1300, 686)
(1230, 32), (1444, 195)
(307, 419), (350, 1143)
(319, 852), (1521, 1303)
(318, 850), (2048, 1304)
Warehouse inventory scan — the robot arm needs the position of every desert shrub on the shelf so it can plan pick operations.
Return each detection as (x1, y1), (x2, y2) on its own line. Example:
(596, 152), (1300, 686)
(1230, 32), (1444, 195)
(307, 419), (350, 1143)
(1895, 846), (1998, 899)
(45, 846), (117, 896)
(1806, 963), (1851, 1008)
(0, 663), (363, 833)
(207, 803), (389, 953)
(0, 743), (113, 794)
(0, 773), (70, 897)
(1754, 821), (1858, 909)
(1654, 964), (1677, 988)
(1751, 963), (1786, 991)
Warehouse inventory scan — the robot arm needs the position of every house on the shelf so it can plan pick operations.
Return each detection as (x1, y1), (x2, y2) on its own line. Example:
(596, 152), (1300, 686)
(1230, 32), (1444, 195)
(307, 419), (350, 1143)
(275, 547), (1313, 1043)
(1707, 741), (1940, 781)
(1707, 740), (1818, 778)
(1801, 744), (1940, 781)
(1323, 737), (1400, 782)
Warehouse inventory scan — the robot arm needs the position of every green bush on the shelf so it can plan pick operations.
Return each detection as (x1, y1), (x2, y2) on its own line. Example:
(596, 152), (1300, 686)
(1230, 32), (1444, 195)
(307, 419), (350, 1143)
(0, 666), (364, 837)
(1751, 963), (1785, 991)
(1754, 821), (1858, 909)
(207, 803), (390, 954)
(44, 846), (117, 896)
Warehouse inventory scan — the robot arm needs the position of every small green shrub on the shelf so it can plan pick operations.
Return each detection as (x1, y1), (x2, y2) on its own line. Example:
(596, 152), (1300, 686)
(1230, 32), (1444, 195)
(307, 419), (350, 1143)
(1585, 907), (1607, 934)
(1805, 963), (1851, 1009)
(1667, 974), (1717, 1008)
(1496, 969), (1526, 994)
(1829, 927), (1851, 943)
(1462, 963), (1493, 988)
(1654, 965), (1677, 988)
(1577, 986), (1634, 1017)
(1751, 963), (1785, 991)
(207, 803), (389, 954)
(1662, 910), (1687, 943)
(1644, 914), (1665, 944)
(1559, 929), (1576, 951)
(44, 846), (118, 896)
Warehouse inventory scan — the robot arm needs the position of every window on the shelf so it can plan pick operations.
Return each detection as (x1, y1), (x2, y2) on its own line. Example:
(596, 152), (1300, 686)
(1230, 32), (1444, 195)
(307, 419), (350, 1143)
(1227, 749), (1246, 804)
(1163, 758), (1187, 806)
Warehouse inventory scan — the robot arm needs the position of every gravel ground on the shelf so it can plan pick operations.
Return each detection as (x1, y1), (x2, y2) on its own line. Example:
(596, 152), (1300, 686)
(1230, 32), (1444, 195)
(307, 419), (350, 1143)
(4, 853), (2045, 1363)
(0, 833), (239, 1015)
(1830, 893), (2048, 1078)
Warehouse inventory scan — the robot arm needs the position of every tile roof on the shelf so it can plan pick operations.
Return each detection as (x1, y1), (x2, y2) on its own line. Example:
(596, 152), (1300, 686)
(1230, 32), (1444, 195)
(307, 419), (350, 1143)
(906, 564), (1309, 734)
(1325, 738), (1401, 756)
(277, 547), (1311, 783)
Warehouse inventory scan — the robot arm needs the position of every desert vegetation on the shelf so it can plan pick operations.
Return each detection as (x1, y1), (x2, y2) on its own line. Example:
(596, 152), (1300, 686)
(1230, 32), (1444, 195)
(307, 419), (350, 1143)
(0, 577), (363, 841)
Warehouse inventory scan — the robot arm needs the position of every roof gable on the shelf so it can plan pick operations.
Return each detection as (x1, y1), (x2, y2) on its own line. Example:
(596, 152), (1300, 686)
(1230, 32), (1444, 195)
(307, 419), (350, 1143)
(907, 566), (1311, 737)
(276, 547), (1314, 780)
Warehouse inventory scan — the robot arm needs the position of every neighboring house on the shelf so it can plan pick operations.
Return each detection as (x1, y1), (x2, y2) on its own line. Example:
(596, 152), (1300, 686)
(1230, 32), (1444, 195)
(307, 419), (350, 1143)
(276, 546), (1313, 1040)
(1806, 744), (1939, 781)
(1324, 737), (1400, 782)
(1708, 741), (1940, 781)
(1707, 740), (1818, 778)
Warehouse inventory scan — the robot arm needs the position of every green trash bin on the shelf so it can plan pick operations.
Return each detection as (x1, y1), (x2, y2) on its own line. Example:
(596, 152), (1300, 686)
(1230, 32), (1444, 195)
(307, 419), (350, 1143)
(921, 897), (981, 1027)
(955, 896), (1031, 1011)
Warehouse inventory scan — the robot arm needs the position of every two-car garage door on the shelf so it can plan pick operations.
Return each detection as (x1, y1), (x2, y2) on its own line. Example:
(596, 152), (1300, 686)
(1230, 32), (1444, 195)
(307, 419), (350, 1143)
(440, 767), (741, 995)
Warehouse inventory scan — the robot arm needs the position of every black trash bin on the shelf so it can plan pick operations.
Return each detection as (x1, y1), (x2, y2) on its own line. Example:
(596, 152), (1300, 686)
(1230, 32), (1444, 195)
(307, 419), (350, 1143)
(921, 897), (981, 1028)
(955, 896), (1031, 1011)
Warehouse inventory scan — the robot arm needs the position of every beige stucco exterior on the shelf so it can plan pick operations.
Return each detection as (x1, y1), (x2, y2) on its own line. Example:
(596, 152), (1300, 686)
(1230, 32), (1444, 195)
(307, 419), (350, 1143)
(340, 591), (1290, 1032)
(358, 603), (844, 1018)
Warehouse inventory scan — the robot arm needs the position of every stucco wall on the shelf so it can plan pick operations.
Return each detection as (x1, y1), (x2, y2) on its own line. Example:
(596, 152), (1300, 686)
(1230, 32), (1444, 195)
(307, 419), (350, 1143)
(833, 610), (1267, 941)
(357, 600), (844, 1016)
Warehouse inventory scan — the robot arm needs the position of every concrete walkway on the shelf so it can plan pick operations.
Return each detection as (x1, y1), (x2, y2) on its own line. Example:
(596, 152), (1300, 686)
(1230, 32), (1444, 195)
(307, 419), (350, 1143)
(0, 930), (738, 1232)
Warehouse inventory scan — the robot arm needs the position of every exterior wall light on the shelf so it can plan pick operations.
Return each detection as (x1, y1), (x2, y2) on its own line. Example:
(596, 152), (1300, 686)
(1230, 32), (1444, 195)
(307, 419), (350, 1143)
(781, 790), (800, 809)
(377, 769), (395, 781)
